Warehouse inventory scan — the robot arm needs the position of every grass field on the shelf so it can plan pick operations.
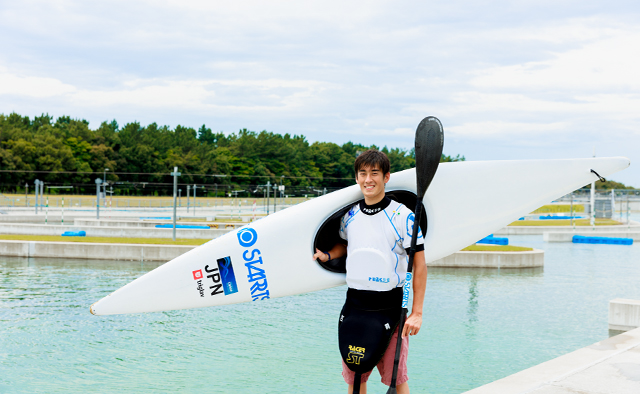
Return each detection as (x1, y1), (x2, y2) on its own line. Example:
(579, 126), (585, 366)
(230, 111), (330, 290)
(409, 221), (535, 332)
(509, 219), (621, 226)
(461, 244), (533, 252)
(532, 204), (585, 213)
(0, 234), (208, 246)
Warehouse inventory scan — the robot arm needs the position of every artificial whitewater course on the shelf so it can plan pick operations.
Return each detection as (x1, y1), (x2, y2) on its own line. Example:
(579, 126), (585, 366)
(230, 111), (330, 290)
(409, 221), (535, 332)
(2, 118), (639, 392)
(2, 223), (640, 393)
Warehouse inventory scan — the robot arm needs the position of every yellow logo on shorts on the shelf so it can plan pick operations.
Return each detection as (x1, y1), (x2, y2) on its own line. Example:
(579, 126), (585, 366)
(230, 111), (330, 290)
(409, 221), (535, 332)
(347, 345), (365, 365)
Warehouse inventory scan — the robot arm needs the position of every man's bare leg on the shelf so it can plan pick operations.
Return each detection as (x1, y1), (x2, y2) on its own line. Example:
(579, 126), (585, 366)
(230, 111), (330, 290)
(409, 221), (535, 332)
(397, 382), (409, 393)
(348, 382), (407, 393)
(347, 382), (367, 394)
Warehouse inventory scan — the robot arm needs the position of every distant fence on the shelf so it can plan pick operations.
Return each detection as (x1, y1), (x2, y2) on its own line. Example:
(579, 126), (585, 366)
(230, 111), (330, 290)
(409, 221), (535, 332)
(0, 193), (315, 212)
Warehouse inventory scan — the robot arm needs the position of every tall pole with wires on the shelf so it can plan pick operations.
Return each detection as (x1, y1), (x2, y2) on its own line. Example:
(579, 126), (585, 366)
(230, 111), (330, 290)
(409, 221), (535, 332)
(34, 180), (39, 214)
(95, 178), (102, 220)
(193, 185), (197, 216)
(171, 167), (181, 241)
(187, 185), (190, 213)
(266, 181), (271, 215)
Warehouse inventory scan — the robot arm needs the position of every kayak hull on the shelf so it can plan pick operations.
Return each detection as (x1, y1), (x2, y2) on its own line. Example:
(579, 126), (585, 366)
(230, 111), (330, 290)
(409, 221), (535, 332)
(90, 157), (630, 315)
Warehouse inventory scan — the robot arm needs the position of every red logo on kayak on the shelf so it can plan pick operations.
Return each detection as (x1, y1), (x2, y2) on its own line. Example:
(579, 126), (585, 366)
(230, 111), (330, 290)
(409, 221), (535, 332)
(193, 269), (203, 280)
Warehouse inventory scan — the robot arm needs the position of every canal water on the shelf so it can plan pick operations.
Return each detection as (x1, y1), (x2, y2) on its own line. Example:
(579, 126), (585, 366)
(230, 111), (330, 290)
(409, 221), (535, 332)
(2, 220), (640, 393)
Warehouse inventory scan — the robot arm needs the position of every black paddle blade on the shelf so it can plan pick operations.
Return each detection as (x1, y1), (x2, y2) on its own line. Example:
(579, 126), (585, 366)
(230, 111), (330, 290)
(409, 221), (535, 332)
(386, 388), (398, 394)
(415, 116), (444, 199)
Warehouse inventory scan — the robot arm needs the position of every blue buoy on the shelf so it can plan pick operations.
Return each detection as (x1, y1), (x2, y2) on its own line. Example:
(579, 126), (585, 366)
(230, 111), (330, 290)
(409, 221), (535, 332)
(62, 231), (86, 237)
(572, 235), (633, 245)
(477, 235), (508, 245)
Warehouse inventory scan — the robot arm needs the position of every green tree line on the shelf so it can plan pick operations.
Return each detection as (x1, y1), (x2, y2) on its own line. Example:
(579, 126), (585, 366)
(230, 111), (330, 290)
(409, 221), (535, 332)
(591, 179), (635, 190)
(0, 112), (465, 196)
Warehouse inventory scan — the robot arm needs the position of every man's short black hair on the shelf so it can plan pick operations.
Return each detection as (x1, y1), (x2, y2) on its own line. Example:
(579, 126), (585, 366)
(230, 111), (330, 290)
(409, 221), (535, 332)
(354, 149), (390, 175)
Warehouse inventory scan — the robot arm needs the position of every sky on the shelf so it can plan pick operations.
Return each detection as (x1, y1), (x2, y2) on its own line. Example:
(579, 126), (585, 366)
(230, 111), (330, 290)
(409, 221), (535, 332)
(1, 0), (639, 186)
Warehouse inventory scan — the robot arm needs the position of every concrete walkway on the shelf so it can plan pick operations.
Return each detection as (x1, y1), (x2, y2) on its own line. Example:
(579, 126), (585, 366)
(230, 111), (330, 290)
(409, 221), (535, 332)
(464, 327), (640, 394)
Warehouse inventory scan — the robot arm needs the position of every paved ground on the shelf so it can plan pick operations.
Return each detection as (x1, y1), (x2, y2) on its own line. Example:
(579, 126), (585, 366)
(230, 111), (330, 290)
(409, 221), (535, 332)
(464, 327), (640, 394)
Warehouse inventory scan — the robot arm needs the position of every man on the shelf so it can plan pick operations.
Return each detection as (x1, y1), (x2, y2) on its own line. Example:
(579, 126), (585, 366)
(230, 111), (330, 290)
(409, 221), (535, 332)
(313, 149), (427, 394)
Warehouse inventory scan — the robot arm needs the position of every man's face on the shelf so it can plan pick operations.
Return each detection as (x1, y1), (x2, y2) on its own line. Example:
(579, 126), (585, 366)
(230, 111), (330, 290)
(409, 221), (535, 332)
(356, 165), (390, 202)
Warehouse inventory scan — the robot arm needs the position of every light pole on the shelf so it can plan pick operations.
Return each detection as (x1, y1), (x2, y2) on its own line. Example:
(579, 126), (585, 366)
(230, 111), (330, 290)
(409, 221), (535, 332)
(104, 168), (109, 206)
(95, 178), (102, 219)
(280, 175), (284, 208)
(266, 181), (271, 215)
(40, 180), (44, 212)
(171, 167), (181, 241)
(273, 182), (277, 213)
(193, 184), (197, 216)
(34, 180), (40, 214)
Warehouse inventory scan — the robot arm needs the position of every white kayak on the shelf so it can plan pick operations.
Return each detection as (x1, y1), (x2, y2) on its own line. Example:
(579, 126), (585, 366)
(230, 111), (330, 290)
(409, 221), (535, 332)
(90, 157), (630, 316)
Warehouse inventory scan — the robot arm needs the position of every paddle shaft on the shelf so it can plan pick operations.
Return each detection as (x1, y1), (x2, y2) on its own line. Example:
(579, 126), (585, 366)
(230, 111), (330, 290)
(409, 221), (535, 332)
(388, 195), (424, 391)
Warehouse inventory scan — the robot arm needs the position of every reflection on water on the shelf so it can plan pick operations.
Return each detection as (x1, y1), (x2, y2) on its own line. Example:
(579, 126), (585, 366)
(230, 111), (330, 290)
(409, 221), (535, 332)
(2, 232), (640, 394)
(430, 266), (544, 278)
(1, 255), (164, 271)
(467, 276), (478, 325)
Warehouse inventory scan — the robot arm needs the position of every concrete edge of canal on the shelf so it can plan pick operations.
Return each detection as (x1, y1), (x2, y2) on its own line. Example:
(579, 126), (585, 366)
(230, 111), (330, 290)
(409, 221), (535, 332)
(0, 240), (544, 267)
(0, 240), (195, 261)
(463, 326), (640, 394)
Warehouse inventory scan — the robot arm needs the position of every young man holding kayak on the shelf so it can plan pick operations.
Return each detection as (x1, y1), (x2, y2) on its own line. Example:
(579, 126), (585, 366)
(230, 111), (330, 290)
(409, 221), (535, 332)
(313, 149), (427, 394)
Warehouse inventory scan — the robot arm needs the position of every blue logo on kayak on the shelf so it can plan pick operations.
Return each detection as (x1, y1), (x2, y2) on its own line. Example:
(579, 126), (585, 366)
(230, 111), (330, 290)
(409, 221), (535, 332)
(237, 228), (258, 247)
(194, 257), (239, 298)
(237, 228), (270, 301)
(217, 257), (239, 295)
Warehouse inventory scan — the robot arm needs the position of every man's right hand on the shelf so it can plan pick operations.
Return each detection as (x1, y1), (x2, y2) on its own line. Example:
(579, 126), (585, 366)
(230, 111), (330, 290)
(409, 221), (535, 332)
(313, 248), (329, 262)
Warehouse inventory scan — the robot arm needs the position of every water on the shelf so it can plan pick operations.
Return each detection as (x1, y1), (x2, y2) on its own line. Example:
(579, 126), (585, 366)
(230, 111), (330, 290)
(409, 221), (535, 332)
(2, 222), (640, 393)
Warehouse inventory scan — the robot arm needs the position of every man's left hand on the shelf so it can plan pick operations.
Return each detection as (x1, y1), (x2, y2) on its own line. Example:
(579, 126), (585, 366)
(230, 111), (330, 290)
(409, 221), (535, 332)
(402, 312), (422, 337)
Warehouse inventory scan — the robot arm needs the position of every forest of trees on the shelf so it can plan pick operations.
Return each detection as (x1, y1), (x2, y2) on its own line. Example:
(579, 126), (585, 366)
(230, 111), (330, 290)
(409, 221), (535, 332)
(0, 112), (466, 196)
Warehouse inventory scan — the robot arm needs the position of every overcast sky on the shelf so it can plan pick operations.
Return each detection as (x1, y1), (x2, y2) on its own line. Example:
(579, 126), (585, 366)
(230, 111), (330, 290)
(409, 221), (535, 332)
(1, 0), (638, 186)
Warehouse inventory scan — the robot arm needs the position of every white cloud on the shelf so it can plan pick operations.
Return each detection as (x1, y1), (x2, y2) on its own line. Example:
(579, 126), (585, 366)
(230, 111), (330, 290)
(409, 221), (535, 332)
(0, 68), (76, 98)
(0, 66), (337, 113)
(471, 29), (640, 92)
(448, 121), (569, 138)
(72, 80), (211, 108)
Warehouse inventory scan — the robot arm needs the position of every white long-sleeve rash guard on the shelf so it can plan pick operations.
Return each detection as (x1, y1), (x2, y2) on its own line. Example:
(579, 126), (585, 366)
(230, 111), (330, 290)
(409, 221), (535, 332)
(339, 197), (424, 292)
